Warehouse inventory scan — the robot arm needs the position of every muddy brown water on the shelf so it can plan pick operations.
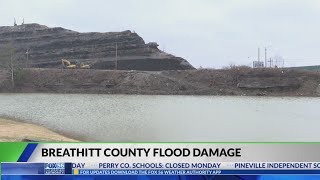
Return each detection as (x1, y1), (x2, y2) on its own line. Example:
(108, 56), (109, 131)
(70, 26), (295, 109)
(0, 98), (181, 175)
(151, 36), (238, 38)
(0, 93), (319, 142)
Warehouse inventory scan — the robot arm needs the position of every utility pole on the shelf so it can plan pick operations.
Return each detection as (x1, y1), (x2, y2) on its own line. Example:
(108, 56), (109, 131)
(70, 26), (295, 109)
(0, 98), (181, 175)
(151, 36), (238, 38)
(115, 35), (119, 70)
(264, 47), (267, 68)
(269, 58), (272, 68)
(258, 48), (260, 62)
(115, 41), (118, 70)
(10, 51), (14, 87)
(25, 49), (29, 68)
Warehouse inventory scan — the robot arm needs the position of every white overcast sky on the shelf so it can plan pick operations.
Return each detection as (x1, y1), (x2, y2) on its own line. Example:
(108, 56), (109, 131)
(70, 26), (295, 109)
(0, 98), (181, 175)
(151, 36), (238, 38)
(1, 0), (320, 68)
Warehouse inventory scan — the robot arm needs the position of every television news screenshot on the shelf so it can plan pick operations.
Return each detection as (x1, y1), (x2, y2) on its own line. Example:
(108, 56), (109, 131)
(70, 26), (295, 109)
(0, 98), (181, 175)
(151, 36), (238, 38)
(0, 0), (320, 179)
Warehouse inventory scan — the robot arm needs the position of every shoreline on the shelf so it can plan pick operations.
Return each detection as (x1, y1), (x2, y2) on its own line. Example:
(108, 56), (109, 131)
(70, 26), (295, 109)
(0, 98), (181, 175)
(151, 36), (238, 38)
(1, 92), (320, 98)
(1, 68), (319, 97)
(0, 117), (79, 142)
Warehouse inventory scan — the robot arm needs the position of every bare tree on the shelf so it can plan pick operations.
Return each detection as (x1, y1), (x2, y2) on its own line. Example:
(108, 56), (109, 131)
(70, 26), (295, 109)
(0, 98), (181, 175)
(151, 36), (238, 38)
(0, 44), (17, 87)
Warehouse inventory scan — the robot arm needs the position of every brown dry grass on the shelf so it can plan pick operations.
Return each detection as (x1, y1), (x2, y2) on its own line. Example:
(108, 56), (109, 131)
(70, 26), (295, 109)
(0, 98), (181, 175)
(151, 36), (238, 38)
(0, 118), (78, 142)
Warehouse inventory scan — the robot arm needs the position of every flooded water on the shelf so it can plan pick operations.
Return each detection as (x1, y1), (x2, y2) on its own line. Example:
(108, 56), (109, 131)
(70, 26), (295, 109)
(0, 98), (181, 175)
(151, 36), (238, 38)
(0, 93), (319, 142)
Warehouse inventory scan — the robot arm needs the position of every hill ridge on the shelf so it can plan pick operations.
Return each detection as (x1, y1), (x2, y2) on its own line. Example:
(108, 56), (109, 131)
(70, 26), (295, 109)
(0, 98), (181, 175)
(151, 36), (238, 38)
(0, 23), (194, 71)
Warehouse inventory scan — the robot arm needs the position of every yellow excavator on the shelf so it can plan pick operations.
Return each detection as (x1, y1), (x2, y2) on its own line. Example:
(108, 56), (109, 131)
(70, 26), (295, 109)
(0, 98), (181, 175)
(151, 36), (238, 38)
(61, 59), (77, 69)
(61, 59), (90, 69)
(80, 62), (90, 69)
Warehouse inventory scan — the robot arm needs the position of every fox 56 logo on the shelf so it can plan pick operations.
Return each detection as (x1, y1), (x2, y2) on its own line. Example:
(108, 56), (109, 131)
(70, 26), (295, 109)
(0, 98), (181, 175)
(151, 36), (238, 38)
(45, 163), (65, 169)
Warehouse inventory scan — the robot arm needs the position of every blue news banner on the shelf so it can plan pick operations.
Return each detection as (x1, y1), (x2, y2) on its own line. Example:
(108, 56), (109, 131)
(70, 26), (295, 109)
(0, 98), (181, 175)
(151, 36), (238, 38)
(2, 163), (320, 180)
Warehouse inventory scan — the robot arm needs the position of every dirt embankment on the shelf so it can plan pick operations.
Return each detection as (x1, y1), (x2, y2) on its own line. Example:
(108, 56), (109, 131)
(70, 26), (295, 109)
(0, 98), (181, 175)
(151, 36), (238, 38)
(0, 117), (78, 142)
(0, 67), (320, 96)
(0, 23), (194, 71)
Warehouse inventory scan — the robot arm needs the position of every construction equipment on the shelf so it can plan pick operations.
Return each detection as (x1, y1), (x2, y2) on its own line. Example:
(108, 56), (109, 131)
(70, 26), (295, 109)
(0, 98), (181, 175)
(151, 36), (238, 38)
(61, 59), (76, 69)
(80, 62), (90, 69)
(61, 59), (91, 69)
